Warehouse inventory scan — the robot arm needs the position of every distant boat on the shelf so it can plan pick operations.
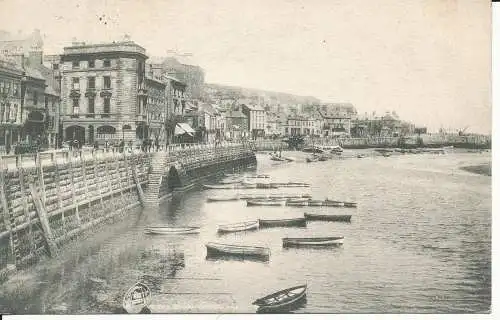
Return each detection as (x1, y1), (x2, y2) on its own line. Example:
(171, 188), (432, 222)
(206, 242), (270, 259)
(304, 213), (352, 222)
(302, 146), (324, 153)
(207, 195), (240, 202)
(122, 282), (152, 314)
(258, 217), (307, 228)
(219, 177), (243, 184)
(285, 200), (309, 207)
(323, 199), (345, 207)
(203, 184), (238, 190)
(244, 174), (271, 179)
(238, 193), (312, 200)
(247, 200), (284, 207)
(144, 226), (201, 235)
(282, 236), (344, 247)
(307, 200), (324, 207)
(218, 220), (259, 233)
(357, 154), (366, 158)
(306, 155), (319, 163)
(343, 202), (357, 208)
(252, 284), (307, 313)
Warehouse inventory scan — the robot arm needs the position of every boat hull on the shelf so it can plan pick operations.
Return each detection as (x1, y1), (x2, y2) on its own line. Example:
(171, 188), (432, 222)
(122, 282), (152, 314)
(304, 213), (352, 222)
(253, 285), (307, 313)
(283, 237), (344, 247)
(247, 200), (284, 206)
(259, 218), (307, 228)
(206, 243), (270, 259)
(218, 221), (259, 233)
(144, 226), (200, 234)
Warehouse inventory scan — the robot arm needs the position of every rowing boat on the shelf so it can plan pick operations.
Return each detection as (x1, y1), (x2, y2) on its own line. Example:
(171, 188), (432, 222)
(323, 199), (345, 207)
(247, 200), (284, 206)
(144, 226), (201, 234)
(206, 242), (270, 259)
(203, 184), (238, 189)
(252, 284), (307, 313)
(218, 220), (259, 233)
(258, 217), (307, 228)
(343, 202), (357, 208)
(122, 282), (152, 314)
(304, 213), (352, 222)
(206, 195), (240, 202)
(282, 236), (344, 247)
(238, 193), (312, 200)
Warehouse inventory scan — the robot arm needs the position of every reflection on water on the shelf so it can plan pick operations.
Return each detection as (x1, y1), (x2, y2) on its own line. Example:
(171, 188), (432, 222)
(0, 149), (491, 314)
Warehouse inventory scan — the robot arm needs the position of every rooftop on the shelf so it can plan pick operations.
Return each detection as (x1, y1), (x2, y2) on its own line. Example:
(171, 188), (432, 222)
(63, 40), (147, 57)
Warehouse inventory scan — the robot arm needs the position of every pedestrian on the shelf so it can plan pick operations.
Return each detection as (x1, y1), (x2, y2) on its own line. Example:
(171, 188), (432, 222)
(119, 139), (125, 153)
(148, 139), (152, 152)
(155, 136), (159, 152)
(93, 140), (99, 155)
(105, 140), (109, 152)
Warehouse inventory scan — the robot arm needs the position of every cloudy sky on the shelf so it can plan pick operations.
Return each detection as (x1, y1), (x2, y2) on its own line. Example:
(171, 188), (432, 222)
(0, 0), (491, 133)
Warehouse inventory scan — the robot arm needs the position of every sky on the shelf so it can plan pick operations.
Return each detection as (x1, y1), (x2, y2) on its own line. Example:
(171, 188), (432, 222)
(0, 0), (492, 134)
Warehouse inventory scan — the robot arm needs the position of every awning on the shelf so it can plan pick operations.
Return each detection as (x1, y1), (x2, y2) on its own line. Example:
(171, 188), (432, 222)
(174, 122), (196, 136)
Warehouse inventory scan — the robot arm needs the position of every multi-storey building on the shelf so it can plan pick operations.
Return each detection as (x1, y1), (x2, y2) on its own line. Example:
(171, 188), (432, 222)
(59, 40), (148, 145)
(282, 116), (320, 136)
(241, 104), (265, 139)
(0, 58), (23, 154)
(264, 112), (281, 136)
(223, 105), (248, 140)
(145, 76), (166, 143)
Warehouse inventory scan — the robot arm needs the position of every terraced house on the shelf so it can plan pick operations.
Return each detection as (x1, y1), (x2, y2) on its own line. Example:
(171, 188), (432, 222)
(59, 40), (148, 145)
(0, 58), (23, 154)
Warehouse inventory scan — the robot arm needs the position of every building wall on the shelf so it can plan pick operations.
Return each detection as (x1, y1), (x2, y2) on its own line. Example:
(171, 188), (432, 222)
(60, 45), (147, 144)
(0, 60), (23, 153)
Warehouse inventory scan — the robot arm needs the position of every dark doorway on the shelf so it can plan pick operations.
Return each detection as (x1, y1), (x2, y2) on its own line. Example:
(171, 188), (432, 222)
(88, 125), (94, 144)
(65, 125), (86, 145)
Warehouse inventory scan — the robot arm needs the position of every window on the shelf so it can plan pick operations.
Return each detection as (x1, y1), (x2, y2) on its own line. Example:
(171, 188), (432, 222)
(45, 96), (48, 109)
(0, 103), (4, 122)
(5, 104), (10, 121)
(13, 83), (19, 96)
(88, 60), (95, 68)
(88, 76), (95, 89)
(33, 91), (38, 105)
(72, 60), (80, 69)
(72, 77), (80, 90)
(103, 98), (110, 117)
(87, 97), (95, 118)
(0, 81), (4, 94)
(72, 98), (79, 117)
(103, 59), (111, 68)
(52, 63), (59, 70)
(12, 104), (18, 121)
(103, 76), (111, 89)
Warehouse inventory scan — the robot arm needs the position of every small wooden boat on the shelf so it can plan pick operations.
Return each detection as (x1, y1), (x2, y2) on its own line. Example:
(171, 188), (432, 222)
(304, 213), (352, 222)
(252, 284), (307, 313)
(203, 184), (238, 190)
(239, 193), (312, 200)
(285, 200), (309, 207)
(122, 282), (152, 314)
(323, 199), (345, 207)
(245, 174), (270, 179)
(218, 220), (259, 233)
(270, 155), (287, 162)
(283, 236), (344, 247)
(247, 200), (284, 207)
(206, 242), (270, 259)
(144, 226), (201, 234)
(271, 182), (311, 188)
(219, 178), (243, 184)
(206, 195), (240, 202)
(357, 154), (366, 158)
(343, 201), (357, 208)
(259, 217), (307, 228)
(307, 200), (324, 207)
(306, 156), (319, 163)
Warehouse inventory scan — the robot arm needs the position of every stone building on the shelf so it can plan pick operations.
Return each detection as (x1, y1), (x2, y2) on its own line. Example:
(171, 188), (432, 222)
(0, 58), (23, 154)
(241, 104), (265, 139)
(59, 40), (148, 145)
(223, 105), (248, 141)
(145, 76), (166, 143)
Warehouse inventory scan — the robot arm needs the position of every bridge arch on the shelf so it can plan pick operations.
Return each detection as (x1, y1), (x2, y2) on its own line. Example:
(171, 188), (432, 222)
(167, 166), (182, 191)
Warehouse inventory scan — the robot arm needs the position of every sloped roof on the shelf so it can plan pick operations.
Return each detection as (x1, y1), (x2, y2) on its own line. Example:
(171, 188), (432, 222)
(32, 64), (60, 95)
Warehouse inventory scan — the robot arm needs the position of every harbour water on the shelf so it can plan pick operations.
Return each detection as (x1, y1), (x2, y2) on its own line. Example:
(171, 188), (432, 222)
(0, 149), (491, 314)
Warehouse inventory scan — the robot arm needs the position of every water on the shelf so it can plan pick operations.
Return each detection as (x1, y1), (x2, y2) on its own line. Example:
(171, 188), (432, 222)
(0, 149), (491, 314)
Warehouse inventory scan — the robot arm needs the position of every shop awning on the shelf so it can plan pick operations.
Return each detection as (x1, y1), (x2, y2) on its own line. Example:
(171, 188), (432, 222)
(174, 122), (196, 136)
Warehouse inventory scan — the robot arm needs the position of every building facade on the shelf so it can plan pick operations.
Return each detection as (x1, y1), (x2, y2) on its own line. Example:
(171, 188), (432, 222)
(145, 76), (166, 143)
(0, 58), (23, 154)
(59, 41), (148, 145)
(241, 104), (265, 139)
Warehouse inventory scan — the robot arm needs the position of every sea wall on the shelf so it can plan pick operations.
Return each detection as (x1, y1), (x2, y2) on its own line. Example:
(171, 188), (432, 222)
(0, 152), (150, 279)
(0, 144), (256, 280)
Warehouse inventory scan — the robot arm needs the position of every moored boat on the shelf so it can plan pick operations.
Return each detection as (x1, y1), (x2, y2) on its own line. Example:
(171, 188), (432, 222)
(306, 155), (319, 163)
(247, 199), (284, 206)
(304, 213), (352, 222)
(144, 226), (201, 234)
(252, 284), (307, 313)
(285, 200), (309, 207)
(218, 220), (259, 233)
(343, 201), (357, 208)
(258, 217), (307, 228)
(282, 236), (344, 247)
(122, 282), (152, 314)
(206, 242), (270, 259)
(323, 199), (345, 207)
(203, 184), (238, 190)
(207, 195), (240, 202)
(238, 193), (312, 200)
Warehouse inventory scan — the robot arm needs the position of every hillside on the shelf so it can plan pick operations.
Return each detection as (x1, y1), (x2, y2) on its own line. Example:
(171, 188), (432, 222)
(204, 83), (321, 105)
